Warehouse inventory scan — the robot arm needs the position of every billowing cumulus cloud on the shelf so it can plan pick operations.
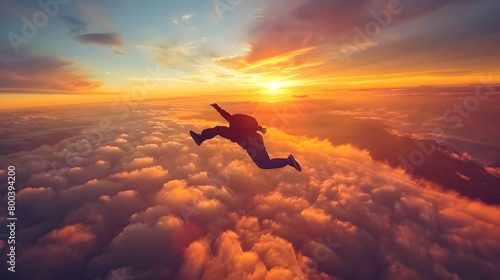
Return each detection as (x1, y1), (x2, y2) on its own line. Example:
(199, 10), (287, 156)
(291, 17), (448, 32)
(0, 101), (499, 280)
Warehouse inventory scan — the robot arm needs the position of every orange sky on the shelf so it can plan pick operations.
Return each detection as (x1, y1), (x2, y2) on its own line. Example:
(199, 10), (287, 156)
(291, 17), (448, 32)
(1, 0), (499, 109)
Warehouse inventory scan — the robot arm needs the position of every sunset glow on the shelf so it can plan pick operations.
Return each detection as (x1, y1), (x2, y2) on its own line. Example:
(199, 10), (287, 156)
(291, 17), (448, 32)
(1, 1), (500, 279)
(0, 0), (497, 109)
(264, 82), (284, 91)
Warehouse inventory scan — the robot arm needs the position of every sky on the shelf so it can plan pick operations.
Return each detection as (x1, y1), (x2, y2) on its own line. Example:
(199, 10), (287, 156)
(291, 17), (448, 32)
(1, 0), (500, 109)
(1, 1), (500, 280)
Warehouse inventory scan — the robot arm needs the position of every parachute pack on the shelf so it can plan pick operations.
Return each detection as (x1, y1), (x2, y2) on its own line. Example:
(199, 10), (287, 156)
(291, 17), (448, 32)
(229, 114), (259, 132)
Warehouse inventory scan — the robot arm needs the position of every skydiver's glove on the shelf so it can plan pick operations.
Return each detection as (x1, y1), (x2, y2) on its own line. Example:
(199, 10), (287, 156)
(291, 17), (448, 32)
(211, 103), (221, 111)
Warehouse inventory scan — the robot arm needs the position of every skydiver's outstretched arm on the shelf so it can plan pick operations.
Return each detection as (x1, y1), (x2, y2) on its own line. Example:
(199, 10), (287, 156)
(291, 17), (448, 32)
(211, 103), (232, 123)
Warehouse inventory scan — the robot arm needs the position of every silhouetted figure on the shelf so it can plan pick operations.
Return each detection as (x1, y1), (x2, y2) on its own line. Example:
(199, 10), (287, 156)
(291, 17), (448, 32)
(190, 104), (301, 171)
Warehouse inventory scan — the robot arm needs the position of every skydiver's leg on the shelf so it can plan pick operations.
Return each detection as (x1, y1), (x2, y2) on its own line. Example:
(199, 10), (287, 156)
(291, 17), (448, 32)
(191, 126), (234, 145)
(246, 147), (289, 169)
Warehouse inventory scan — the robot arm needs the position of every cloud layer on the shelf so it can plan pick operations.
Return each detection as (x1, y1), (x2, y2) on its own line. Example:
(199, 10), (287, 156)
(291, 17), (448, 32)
(0, 101), (499, 280)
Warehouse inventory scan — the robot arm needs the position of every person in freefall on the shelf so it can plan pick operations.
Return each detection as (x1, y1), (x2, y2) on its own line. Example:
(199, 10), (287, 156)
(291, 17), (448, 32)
(190, 103), (301, 171)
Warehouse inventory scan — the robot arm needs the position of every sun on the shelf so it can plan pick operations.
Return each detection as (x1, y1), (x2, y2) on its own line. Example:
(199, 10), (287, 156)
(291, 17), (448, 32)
(265, 82), (284, 91)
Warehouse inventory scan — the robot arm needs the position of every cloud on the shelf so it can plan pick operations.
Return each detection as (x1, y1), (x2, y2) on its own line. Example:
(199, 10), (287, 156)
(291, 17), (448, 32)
(243, 0), (480, 64)
(240, 98), (500, 204)
(75, 32), (124, 48)
(179, 230), (309, 280)
(137, 40), (246, 85)
(1, 101), (500, 280)
(17, 223), (96, 279)
(119, 156), (155, 171)
(39, 223), (95, 248)
(59, 14), (126, 54)
(138, 40), (216, 73)
(182, 14), (194, 21)
(0, 49), (105, 95)
(213, 0), (500, 87)
(60, 15), (88, 35)
(172, 13), (195, 25)
(162, 1), (497, 90)
(113, 50), (127, 55)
